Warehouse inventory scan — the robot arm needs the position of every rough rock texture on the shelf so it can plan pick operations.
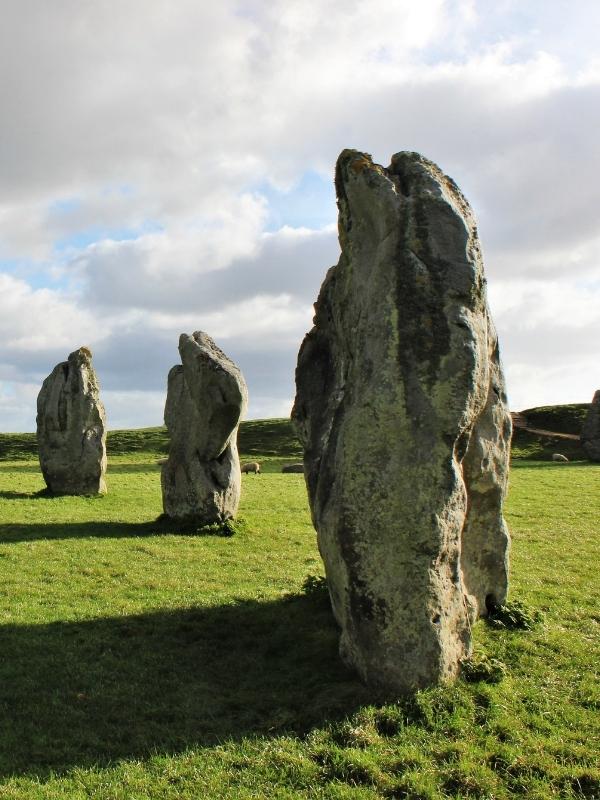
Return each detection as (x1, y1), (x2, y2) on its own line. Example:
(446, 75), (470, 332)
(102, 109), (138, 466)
(37, 347), (107, 494)
(292, 150), (511, 693)
(161, 331), (248, 523)
(581, 390), (600, 461)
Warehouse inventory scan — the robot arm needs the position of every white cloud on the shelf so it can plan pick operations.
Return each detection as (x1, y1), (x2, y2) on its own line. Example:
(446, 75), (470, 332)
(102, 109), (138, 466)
(76, 221), (338, 313)
(102, 390), (167, 431)
(504, 360), (599, 412)
(0, 0), (598, 429)
(0, 274), (101, 353)
(489, 276), (600, 410)
(0, 381), (40, 433)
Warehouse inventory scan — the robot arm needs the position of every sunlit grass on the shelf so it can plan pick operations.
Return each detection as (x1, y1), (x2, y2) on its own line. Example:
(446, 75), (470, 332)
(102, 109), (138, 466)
(0, 423), (597, 799)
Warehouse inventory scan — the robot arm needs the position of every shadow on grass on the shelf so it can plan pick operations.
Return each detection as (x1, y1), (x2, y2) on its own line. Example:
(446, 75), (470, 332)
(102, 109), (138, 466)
(0, 490), (46, 500)
(0, 592), (367, 778)
(0, 517), (241, 543)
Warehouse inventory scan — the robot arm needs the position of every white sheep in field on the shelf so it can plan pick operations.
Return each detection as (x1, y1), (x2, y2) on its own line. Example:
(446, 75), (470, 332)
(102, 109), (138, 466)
(552, 453), (569, 463)
(241, 462), (261, 474)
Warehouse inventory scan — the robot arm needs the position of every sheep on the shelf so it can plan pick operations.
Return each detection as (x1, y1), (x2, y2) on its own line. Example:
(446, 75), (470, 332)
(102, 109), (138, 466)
(241, 461), (261, 474)
(552, 453), (569, 463)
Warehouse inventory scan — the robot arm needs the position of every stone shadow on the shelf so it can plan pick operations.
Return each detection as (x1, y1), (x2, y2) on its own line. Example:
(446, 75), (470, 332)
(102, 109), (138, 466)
(0, 592), (367, 778)
(0, 517), (239, 544)
(0, 490), (46, 500)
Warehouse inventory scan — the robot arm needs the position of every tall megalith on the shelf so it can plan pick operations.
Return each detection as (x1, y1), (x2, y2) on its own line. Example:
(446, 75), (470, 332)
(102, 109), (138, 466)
(581, 390), (600, 461)
(292, 150), (511, 693)
(161, 331), (248, 524)
(37, 346), (107, 495)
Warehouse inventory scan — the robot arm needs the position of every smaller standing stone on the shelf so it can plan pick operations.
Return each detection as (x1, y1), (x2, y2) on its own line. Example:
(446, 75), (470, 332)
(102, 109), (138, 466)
(161, 331), (248, 523)
(37, 347), (107, 494)
(581, 390), (600, 462)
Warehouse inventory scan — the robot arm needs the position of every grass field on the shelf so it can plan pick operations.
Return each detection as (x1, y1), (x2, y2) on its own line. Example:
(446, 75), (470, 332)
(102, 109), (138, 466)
(0, 421), (598, 798)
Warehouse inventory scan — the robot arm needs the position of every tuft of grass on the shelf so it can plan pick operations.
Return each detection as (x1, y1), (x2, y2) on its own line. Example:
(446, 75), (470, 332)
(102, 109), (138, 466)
(487, 599), (544, 631)
(301, 573), (329, 597)
(461, 654), (507, 684)
(153, 514), (244, 537)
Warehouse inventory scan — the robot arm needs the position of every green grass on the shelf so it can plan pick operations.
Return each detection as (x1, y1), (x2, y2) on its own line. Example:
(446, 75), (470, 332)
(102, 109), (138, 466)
(238, 418), (303, 459)
(0, 432), (39, 461)
(105, 427), (170, 455)
(0, 422), (598, 798)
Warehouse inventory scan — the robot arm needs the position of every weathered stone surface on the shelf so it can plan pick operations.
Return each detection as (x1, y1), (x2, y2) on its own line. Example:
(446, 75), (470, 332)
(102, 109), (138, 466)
(161, 331), (248, 523)
(581, 390), (600, 462)
(281, 463), (304, 473)
(292, 149), (511, 693)
(37, 347), (107, 495)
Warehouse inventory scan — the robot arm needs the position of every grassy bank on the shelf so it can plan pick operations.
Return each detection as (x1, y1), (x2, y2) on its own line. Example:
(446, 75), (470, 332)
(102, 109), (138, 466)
(0, 417), (303, 462)
(0, 421), (597, 798)
(520, 404), (590, 436)
(1, 402), (591, 465)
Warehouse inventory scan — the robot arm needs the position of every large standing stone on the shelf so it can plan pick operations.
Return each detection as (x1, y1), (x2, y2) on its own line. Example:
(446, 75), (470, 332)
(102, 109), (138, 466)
(37, 346), (107, 495)
(161, 331), (248, 523)
(292, 150), (511, 693)
(581, 390), (600, 461)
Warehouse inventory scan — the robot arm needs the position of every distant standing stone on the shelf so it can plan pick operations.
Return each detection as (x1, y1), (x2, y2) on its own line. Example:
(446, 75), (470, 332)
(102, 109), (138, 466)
(581, 390), (600, 462)
(37, 346), (107, 494)
(161, 331), (248, 523)
(293, 149), (511, 693)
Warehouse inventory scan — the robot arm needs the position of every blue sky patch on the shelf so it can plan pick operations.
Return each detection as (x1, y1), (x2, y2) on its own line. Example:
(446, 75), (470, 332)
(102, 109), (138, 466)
(53, 220), (164, 253)
(256, 170), (336, 232)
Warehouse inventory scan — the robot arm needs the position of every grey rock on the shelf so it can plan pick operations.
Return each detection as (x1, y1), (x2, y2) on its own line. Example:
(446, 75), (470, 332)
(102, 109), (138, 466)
(581, 390), (600, 461)
(37, 346), (107, 495)
(281, 463), (304, 473)
(292, 149), (511, 693)
(161, 331), (248, 523)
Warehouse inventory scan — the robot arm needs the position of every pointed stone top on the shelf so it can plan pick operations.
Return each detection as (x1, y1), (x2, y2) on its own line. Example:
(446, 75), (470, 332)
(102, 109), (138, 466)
(67, 346), (93, 365)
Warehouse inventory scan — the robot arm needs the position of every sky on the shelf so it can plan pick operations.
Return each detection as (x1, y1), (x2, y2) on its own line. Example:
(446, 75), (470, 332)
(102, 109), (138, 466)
(1, 0), (599, 431)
